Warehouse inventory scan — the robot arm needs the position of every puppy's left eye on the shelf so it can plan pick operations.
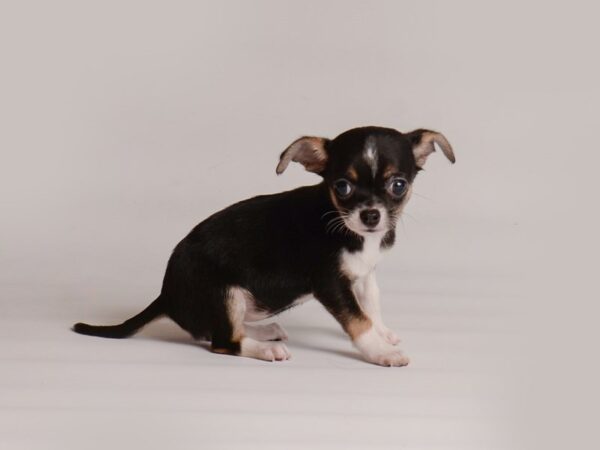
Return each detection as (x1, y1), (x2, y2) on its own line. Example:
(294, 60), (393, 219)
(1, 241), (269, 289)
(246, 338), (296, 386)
(333, 179), (354, 198)
(387, 178), (408, 197)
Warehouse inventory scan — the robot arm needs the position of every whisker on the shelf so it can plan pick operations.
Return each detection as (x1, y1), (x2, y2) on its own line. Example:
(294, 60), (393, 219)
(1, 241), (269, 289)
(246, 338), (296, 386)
(401, 211), (420, 224)
(412, 191), (435, 202)
(399, 216), (407, 235)
(322, 207), (360, 237)
(321, 210), (340, 219)
(325, 216), (346, 234)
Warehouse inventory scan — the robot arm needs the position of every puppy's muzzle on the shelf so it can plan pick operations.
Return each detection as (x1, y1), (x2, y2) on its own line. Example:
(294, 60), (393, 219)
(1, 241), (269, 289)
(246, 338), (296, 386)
(360, 209), (381, 227)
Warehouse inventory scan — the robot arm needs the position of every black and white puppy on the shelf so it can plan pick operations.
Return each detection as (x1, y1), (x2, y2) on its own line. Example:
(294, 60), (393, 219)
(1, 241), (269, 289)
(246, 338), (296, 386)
(73, 126), (455, 366)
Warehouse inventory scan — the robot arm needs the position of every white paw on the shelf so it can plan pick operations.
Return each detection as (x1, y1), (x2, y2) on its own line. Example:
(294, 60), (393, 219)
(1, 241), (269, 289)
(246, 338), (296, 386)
(378, 327), (401, 346)
(241, 338), (291, 362)
(353, 327), (408, 367)
(246, 322), (288, 341)
(258, 341), (291, 362)
(367, 350), (410, 367)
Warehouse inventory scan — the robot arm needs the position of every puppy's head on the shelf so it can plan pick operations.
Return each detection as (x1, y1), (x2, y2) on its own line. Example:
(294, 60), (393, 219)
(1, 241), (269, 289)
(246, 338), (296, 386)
(277, 126), (455, 236)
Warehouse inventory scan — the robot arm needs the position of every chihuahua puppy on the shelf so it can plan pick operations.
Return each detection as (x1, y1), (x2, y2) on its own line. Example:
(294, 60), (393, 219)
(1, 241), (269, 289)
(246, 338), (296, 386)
(73, 126), (455, 366)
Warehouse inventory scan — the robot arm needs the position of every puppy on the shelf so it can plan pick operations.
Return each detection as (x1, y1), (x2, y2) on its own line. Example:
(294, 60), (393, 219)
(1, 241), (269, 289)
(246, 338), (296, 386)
(73, 126), (455, 366)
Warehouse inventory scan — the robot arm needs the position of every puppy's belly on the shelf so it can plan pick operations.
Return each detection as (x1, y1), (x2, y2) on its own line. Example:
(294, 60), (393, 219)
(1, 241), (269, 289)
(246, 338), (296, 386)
(243, 292), (312, 322)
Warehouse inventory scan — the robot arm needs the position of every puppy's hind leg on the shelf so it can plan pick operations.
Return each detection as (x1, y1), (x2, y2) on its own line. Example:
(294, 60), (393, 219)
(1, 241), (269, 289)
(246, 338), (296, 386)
(211, 287), (291, 362)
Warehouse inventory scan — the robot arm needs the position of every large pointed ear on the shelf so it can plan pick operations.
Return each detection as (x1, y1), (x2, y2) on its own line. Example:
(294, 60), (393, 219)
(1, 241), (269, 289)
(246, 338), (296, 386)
(405, 129), (455, 168)
(276, 136), (329, 175)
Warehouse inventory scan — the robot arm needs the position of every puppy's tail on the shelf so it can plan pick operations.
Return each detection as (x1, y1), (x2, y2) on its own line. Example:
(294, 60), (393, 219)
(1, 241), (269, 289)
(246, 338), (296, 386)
(72, 296), (165, 339)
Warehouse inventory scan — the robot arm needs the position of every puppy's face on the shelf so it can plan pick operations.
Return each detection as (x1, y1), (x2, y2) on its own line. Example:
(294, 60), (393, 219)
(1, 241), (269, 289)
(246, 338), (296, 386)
(323, 128), (418, 235)
(277, 126), (455, 236)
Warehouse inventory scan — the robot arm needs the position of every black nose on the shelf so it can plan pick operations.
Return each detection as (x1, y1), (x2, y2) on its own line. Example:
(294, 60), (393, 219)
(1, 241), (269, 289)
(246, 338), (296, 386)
(360, 209), (380, 227)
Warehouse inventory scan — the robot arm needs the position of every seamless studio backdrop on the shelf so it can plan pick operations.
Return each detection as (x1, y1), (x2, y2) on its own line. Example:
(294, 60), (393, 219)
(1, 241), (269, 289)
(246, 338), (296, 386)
(0, 1), (598, 449)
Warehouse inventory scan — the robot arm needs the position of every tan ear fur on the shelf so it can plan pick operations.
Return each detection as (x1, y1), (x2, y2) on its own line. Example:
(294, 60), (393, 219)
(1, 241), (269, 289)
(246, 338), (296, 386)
(407, 129), (455, 168)
(276, 136), (328, 175)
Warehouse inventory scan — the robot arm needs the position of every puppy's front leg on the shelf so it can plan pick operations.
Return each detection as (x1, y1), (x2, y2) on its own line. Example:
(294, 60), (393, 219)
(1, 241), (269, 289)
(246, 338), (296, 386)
(315, 281), (409, 367)
(353, 271), (401, 346)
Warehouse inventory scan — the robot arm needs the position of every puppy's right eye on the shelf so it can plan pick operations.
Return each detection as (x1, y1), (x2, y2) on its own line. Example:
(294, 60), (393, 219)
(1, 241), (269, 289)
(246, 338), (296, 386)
(333, 179), (354, 198)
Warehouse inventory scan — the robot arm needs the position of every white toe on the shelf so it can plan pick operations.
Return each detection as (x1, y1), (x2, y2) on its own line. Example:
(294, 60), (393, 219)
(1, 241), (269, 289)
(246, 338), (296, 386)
(241, 338), (291, 362)
(375, 351), (410, 367)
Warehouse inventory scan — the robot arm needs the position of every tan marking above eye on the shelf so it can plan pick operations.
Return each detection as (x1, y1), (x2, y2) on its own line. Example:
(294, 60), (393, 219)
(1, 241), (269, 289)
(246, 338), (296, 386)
(383, 164), (396, 179)
(346, 167), (358, 181)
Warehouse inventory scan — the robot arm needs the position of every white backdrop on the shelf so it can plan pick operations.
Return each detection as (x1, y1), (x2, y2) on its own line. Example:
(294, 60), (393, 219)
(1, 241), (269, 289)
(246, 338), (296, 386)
(1, 1), (598, 449)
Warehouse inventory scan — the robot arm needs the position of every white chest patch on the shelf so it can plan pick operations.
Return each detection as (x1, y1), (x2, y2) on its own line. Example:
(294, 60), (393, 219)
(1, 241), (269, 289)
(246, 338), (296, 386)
(340, 232), (387, 279)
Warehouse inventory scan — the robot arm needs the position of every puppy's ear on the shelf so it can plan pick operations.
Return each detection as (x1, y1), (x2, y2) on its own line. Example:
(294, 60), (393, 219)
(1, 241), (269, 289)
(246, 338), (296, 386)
(276, 136), (329, 175)
(405, 129), (455, 168)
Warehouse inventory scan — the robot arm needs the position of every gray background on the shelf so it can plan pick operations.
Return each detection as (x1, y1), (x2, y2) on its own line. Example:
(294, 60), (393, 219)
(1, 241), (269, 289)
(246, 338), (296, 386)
(1, 1), (598, 449)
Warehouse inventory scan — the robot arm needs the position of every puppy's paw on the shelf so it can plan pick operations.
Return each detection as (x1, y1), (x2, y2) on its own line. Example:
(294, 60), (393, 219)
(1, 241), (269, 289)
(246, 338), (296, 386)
(378, 327), (401, 346)
(246, 322), (288, 341)
(241, 338), (291, 362)
(353, 327), (408, 367)
(367, 350), (410, 367)
(258, 342), (292, 362)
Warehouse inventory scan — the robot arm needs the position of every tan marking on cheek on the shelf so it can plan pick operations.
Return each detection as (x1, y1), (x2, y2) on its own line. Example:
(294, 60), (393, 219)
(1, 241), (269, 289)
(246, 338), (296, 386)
(345, 315), (373, 340)
(329, 188), (342, 211)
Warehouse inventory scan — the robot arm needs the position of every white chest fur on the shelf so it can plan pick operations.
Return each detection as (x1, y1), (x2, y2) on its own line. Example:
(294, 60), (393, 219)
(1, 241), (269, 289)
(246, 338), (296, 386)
(340, 232), (387, 279)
